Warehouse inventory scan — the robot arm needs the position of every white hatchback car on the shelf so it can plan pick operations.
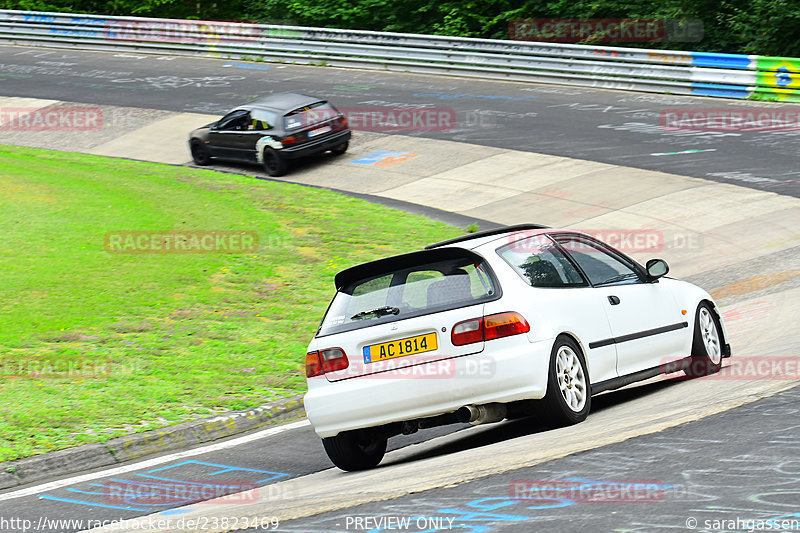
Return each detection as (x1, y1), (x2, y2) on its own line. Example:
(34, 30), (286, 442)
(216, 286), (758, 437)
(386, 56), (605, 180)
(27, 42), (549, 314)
(304, 225), (730, 471)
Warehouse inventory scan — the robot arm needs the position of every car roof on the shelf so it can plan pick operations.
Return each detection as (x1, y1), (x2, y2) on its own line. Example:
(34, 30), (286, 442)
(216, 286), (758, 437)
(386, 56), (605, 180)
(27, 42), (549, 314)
(243, 93), (323, 113)
(332, 225), (620, 289)
(425, 224), (552, 250)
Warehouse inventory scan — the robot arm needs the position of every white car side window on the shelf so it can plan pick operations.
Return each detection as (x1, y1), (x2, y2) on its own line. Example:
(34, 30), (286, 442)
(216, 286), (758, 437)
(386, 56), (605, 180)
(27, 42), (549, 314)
(558, 238), (640, 286)
(497, 235), (586, 288)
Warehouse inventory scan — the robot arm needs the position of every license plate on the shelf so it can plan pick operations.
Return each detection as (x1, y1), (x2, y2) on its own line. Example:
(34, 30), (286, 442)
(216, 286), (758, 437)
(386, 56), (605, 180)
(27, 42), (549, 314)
(308, 125), (332, 137)
(363, 333), (438, 364)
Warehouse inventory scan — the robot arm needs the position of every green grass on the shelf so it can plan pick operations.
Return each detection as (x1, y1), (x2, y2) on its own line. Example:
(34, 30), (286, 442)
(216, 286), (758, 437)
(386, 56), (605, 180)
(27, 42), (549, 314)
(0, 145), (462, 461)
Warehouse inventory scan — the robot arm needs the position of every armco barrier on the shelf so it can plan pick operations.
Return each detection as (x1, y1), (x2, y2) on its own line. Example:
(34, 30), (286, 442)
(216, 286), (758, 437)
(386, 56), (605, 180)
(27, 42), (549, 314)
(0, 9), (798, 101)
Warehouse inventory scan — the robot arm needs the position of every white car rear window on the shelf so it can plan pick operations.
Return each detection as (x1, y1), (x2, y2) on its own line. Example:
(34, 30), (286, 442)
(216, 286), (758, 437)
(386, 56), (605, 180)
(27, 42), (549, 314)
(318, 257), (497, 337)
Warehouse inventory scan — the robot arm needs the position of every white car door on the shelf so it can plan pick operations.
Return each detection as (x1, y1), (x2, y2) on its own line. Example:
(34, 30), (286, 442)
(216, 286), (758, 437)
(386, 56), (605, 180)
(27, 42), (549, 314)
(555, 235), (688, 376)
(493, 233), (619, 385)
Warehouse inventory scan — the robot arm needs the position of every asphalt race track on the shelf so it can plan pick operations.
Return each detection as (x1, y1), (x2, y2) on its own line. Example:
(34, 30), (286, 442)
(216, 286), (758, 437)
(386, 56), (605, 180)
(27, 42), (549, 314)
(0, 44), (799, 197)
(253, 385), (800, 533)
(0, 43), (798, 533)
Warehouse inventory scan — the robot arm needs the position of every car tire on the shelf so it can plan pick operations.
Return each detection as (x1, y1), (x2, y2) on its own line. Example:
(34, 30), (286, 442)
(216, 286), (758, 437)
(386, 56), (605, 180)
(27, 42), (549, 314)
(538, 335), (591, 427)
(322, 428), (387, 471)
(331, 141), (349, 155)
(190, 141), (211, 166)
(262, 148), (288, 177)
(685, 303), (724, 377)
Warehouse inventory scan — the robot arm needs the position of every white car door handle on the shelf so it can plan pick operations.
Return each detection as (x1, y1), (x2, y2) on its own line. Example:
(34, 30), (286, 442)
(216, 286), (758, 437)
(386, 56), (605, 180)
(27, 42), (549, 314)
(608, 295), (621, 305)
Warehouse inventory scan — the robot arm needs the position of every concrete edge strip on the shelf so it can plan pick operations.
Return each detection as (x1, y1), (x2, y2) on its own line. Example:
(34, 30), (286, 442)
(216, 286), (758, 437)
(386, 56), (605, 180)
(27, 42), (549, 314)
(253, 175), (505, 231)
(0, 395), (305, 490)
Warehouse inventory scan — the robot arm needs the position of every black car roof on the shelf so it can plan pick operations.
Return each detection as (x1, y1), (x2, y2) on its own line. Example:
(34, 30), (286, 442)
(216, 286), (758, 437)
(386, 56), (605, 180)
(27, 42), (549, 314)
(243, 93), (323, 113)
(425, 224), (550, 249)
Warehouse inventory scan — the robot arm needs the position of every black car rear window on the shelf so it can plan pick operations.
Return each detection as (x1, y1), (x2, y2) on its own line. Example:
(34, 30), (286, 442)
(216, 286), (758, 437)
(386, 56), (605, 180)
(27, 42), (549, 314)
(250, 109), (278, 130)
(284, 102), (338, 130)
(318, 250), (499, 337)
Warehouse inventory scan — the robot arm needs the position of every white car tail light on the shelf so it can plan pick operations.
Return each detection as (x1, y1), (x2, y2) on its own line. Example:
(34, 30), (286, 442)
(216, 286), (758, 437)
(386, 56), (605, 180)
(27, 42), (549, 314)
(451, 318), (483, 346)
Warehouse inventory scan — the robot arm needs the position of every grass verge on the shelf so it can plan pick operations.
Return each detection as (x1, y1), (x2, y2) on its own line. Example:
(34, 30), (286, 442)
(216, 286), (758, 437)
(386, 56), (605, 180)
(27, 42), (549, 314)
(0, 145), (462, 461)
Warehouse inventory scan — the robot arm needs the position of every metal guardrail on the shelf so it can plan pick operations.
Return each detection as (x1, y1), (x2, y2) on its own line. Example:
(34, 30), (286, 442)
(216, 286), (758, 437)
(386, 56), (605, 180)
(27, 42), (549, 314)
(1, 9), (798, 101)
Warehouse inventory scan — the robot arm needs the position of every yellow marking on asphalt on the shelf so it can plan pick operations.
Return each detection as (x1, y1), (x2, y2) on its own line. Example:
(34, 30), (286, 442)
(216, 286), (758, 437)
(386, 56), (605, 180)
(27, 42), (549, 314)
(710, 270), (800, 299)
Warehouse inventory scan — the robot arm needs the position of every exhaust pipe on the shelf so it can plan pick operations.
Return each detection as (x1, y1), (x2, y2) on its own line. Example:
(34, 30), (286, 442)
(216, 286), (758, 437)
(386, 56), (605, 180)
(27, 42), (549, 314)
(456, 403), (507, 425)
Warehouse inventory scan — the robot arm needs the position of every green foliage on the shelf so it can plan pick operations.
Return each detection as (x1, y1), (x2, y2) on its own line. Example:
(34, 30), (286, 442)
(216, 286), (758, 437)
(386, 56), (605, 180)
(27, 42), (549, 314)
(1, 0), (799, 58)
(0, 0), (247, 19)
(724, 0), (800, 56)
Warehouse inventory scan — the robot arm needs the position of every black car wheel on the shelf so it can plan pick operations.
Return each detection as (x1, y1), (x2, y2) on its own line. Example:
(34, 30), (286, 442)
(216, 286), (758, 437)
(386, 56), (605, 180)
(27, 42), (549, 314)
(263, 148), (288, 177)
(685, 303), (724, 377)
(537, 335), (591, 427)
(190, 141), (211, 166)
(322, 428), (387, 471)
(331, 141), (349, 155)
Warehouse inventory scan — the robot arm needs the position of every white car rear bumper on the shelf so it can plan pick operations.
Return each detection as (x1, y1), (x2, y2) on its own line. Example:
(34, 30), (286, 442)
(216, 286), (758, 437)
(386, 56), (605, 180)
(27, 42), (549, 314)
(304, 336), (553, 438)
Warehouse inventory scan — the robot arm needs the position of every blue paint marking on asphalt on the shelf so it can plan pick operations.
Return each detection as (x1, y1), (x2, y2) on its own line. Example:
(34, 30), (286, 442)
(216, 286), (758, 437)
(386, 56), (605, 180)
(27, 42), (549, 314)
(436, 507), (532, 522)
(39, 494), (151, 512)
(109, 477), (211, 507)
(65, 487), (108, 495)
(38, 461), (290, 511)
(523, 498), (573, 510)
(159, 508), (194, 515)
(370, 521), (491, 533)
(350, 151), (407, 165)
(141, 460), (289, 484)
(59, 478), (198, 508)
(564, 476), (674, 489)
(223, 62), (273, 70)
(383, 479), (683, 532)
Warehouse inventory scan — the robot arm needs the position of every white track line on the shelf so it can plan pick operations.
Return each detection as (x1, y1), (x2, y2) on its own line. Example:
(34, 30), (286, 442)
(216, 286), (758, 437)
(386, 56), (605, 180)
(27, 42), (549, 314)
(0, 419), (310, 501)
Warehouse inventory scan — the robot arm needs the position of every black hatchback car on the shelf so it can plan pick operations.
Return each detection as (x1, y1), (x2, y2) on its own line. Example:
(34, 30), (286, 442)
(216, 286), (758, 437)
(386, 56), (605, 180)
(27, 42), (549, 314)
(189, 93), (351, 177)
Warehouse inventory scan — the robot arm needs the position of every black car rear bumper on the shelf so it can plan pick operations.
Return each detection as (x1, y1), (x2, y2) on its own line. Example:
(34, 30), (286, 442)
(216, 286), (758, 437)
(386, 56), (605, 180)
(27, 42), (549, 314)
(280, 130), (351, 159)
